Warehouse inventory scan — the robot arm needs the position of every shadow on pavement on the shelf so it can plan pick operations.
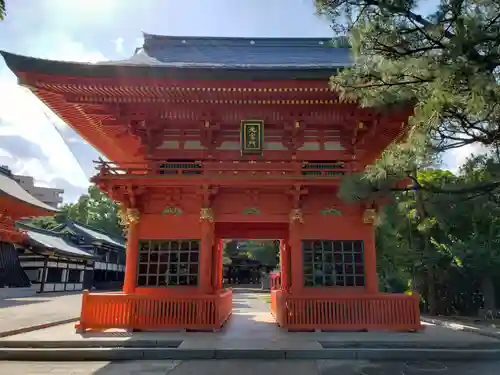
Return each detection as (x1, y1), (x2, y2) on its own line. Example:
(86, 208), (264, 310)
(0, 298), (49, 309)
(0, 290), (83, 309)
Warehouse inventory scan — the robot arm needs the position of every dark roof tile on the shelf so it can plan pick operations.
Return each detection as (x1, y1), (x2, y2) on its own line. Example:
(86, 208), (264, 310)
(142, 34), (352, 69)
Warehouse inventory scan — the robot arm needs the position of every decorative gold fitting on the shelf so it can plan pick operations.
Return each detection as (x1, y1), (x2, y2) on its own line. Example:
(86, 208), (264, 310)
(363, 208), (377, 224)
(120, 208), (140, 225)
(290, 208), (304, 224)
(200, 207), (215, 222)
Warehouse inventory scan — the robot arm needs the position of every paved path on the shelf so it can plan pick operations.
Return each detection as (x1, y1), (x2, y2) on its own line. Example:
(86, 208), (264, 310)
(422, 316), (500, 339)
(0, 360), (499, 375)
(0, 290), (82, 335)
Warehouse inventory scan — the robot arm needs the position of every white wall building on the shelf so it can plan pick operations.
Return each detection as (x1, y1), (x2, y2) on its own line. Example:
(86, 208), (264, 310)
(12, 174), (64, 208)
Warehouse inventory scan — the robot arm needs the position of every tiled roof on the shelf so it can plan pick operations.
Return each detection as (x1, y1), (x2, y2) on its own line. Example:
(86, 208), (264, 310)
(0, 167), (59, 213)
(0, 34), (350, 82)
(140, 34), (352, 69)
(22, 227), (94, 259)
(71, 221), (125, 249)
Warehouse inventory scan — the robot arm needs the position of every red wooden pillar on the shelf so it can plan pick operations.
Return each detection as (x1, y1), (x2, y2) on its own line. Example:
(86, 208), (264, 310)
(123, 209), (140, 294)
(363, 222), (379, 293)
(289, 209), (304, 294)
(218, 240), (224, 290)
(279, 239), (290, 292)
(200, 208), (215, 294)
(213, 238), (224, 291)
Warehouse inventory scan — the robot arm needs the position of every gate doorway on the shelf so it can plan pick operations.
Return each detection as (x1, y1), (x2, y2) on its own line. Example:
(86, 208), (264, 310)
(222, 240), (279, 288)
(215, 222), (286, 290)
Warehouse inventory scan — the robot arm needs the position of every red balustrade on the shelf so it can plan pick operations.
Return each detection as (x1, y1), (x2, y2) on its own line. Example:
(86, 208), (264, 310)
(75, 289), (232, 332)
(93, 160), (348, 180)
(271, 292), (422, 331)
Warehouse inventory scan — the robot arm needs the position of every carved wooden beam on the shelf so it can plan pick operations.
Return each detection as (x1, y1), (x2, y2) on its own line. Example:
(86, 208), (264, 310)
(196, 184), (219, 207)
(287, 184), (308, 209)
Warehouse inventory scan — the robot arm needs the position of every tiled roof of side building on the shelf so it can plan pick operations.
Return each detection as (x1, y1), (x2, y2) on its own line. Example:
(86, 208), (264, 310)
(140, 33), (352, 68)
(68, 220), (125, 249)
(17, 223), (94, 260)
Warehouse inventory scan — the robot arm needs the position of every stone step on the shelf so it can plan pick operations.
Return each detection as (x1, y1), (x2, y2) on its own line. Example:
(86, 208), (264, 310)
(1, 347), (500, 361)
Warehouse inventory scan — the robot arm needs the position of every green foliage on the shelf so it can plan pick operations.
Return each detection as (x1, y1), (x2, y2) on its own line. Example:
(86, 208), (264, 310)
(221, 240), (279, 267)
(315, 0), (500, 194)
(246, 240), (279, 267)
(28, 185), (124, 238)
(376, 154), (500, 314)
(0, 1), (5, 20)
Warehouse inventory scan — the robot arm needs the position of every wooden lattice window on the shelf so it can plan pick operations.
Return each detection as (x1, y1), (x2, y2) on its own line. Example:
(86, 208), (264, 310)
(137, 240), (200, 287)
(302, 240), (365, 287)
(301, 161), (346, 177)
(158, 160), (202, 175)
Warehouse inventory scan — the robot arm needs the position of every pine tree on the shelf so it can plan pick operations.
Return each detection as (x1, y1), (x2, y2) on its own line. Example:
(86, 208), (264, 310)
(315, 0), (500, 195)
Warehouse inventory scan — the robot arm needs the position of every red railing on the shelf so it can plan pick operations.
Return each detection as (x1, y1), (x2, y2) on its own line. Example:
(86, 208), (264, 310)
(272, 292), (422, 331)
(93, 160), (348, 180)
(270, 272), (281, 291)
(75, 289), (232, 332)
(270, 290), (279, 321)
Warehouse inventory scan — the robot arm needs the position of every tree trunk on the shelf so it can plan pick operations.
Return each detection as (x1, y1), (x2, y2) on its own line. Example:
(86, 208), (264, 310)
(413, 183), (438, 314)
(481, 275), (496, 311)
(426, 266), (438, 315)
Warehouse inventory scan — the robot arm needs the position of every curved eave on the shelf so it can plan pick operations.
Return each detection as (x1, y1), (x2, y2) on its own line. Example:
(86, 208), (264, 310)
(0, 50), (340, 81)
(28, 87), (142, 164)
(0, 173), (59, 215)
(0, 194), (57, 218)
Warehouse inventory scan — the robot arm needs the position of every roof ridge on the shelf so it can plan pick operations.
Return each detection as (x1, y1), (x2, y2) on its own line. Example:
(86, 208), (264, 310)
(69, 219), (110, 234)
(17, 222), (67, 238)
(68, 220), (125, 243)
(0, 165), (13, 179)
(143, 33), (335, 41)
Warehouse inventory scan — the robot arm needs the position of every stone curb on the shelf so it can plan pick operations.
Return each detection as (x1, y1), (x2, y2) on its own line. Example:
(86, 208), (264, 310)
(0, 340), (183, 348)
(0, 318), (79, 339)
(2, 340), (500, 350)
(421, 317), (500, 340)
(0, 348), (499, 361)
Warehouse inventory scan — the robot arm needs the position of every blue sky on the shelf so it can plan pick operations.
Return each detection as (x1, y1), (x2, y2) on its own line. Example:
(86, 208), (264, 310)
(0, 0), (472, 202)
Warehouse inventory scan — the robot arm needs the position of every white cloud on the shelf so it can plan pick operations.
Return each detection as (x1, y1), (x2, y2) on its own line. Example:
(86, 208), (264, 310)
(0, 148), (12, 158)
(443, 143), (487, 174)
(114, 37), (124, 54)
(0, 31), (108, 202)
(40, 0), (122, 31)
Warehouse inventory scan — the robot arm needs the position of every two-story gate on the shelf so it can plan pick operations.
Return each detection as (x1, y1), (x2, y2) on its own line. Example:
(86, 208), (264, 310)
(1, 34), (421, 332)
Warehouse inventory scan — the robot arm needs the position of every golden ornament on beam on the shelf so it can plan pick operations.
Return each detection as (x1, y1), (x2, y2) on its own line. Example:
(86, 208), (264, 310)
(119, 207), (140, 226)
(200, 207), (215, 222)
(363, 208), (377, 224)
(289, 208), (304, 224)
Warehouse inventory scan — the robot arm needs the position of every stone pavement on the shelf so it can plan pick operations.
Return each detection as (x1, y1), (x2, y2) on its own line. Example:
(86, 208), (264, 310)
(1, 292), (500, 361)
(2, 292), (498, 348)
(0, 359), (499, 375)
(421, 316), (500, 339)
(0, 290), (82, 336)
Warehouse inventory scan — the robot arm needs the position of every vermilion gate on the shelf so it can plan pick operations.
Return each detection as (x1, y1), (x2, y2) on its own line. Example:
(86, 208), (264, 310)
(1, 34), (423, 333)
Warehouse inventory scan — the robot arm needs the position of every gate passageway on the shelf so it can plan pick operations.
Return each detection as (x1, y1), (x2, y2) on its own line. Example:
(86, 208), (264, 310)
(222, 289), (280, 339)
